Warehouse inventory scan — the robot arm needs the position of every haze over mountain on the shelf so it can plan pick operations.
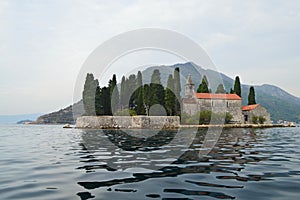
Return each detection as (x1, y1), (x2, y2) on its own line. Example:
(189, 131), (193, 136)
(35, 62), (300, 124)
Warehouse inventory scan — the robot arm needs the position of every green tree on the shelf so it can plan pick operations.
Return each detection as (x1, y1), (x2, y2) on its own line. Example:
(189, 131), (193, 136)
(248, 86), (256, 105)
(215, 84), (226, 94)
(109, 74), (119, 113)
(95, 86), (102, 116)
(197, 75), (210, 93)
(151, 69), (161, 84)
(82, 73), (99, 115)
(173, 67), (181, 115)
(252, 116), (259, 124)
(127, 74), (137, 109)
(165, 74), (176, 116)
(234, 76), (241, 97)
(120, 76), (126, 110)
(135, 71), (145, 115)
(143, 84), (151, 115)
(230, 88), (234, 94)
(150, 69), (165, 107)
(259, 116), (266, 124)
(101, 86), (111, 115)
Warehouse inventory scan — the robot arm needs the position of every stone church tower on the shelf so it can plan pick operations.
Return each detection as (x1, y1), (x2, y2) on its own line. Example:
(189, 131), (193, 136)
(185, 74), (195, 98)
(182, 75), (198, 115)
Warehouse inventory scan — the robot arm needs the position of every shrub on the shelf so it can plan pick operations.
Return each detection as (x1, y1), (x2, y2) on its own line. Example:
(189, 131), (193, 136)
(181, 111), (233, 125)
(252, 116), (259, 124)
(259, 116), (266, 124)
(114, 109), (137, 116)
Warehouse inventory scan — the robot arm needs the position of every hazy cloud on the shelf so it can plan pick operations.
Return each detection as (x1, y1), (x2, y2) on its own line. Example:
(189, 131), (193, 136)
(0, 0), (299, 114)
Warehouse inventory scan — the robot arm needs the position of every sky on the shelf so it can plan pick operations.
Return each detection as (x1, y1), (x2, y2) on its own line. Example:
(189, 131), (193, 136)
(0, 0), (299, 115)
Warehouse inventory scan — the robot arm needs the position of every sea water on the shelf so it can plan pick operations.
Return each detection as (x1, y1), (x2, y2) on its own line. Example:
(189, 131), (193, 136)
(0, 124), (300, 200)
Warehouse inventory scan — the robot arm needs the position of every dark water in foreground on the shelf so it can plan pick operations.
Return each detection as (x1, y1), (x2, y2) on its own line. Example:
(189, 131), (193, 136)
(1, 125), (300, 200)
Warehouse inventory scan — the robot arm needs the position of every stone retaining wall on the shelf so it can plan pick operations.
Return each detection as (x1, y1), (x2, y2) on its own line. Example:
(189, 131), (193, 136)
(75, 116), (180, 129)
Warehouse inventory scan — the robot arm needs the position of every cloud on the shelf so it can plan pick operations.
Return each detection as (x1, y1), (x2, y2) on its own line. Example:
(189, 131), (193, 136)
(0, 0), (299, 114)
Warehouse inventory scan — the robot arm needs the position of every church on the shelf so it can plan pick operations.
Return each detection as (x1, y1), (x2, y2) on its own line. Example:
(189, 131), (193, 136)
(182, 75), (270, 124)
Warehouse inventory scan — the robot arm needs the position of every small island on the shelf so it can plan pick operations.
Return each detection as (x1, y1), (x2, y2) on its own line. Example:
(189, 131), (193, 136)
(76, 67), (295, 129)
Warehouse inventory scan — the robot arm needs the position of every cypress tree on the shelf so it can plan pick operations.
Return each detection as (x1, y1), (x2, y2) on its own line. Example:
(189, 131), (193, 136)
(248, 86), (257, 105)
(135, 71), (145, 115)
(215, 84), (226, 94)
(234, 76), (241, 97)
(165, 74), (176, 116)
(143, 84), (151, 116)
(109, 74), (119, 113)
(127, 74), (137, 109)
(95, 86), (102, 116)
(101, 86), (111, 115)
(151, 69), (161, 84)
(150, 69), (165, 107)
(82, 73), (99, 115)
(120, 76), (126, 110)
(173, 67), (181, 115)
(197, 75), (210, 93)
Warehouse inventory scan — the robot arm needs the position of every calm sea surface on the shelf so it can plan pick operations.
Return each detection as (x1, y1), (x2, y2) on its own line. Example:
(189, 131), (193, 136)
(1, 124), (300, 200)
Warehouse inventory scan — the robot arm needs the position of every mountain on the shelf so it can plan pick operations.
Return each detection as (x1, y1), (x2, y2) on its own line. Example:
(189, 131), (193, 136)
(0, 113), (42, 124)
(142, 62), (300, 122)
(36, 62), (300, 123)
(35, 101), (83, 124)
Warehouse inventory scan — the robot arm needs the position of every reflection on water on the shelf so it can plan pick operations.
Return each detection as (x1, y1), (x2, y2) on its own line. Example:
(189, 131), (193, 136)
(1, 125), (300, 200)
(76, 128), (300, 200)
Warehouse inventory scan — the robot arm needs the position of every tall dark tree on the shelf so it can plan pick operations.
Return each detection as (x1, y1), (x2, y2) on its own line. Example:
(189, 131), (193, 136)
(234, 76), (241, 97)
(95, 86), (102, 116)
(108, 74), (119, 113)
(151, 69), (161, 84)
(173, 67), (181, 115)
(248, 86), (257, 105)
(143, 84), (151, 116)
(215, 84), (226, 94)
(165, 74), (176, 116)
(120, 76), (126, 110)
(83, 73), (99, 115)
(101, 86), (111, 115)
(135, 71), (145, 115)
(126, 74), (137, 109)
(197, 75), (210, 93)
(150, 69), (165, 107)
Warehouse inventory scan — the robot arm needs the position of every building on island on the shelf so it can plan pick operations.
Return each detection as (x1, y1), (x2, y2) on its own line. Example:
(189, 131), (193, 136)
(242, 104), (271, 124)
(182, 75), (271, 124)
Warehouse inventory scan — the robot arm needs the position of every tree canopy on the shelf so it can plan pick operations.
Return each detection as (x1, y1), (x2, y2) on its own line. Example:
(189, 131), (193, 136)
(215, 84), (226, 94)
(248, 86), (257, 105)
(197, 75), (210, 93)
(233, 76), (241, 97)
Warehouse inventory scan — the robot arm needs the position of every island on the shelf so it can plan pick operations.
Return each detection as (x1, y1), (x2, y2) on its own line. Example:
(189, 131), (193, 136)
(75, 66), (295, 129)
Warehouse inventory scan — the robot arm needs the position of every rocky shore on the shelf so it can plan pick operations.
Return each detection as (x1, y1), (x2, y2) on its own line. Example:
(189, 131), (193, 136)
(75, 116), (295, 129)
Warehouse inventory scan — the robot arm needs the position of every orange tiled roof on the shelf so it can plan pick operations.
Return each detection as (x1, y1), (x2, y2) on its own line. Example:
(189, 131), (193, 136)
(195, 93), (242, 100)
(242, 104), (259, 111)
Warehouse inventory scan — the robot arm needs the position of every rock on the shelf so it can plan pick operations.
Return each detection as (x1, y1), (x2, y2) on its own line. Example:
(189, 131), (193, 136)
(63, 124), (71, 128)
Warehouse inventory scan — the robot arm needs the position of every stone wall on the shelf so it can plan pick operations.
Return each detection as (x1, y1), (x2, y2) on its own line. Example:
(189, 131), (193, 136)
(197, 99), (243, 123)
(243, 105), (271, 124)
(75, 116), (180, 129)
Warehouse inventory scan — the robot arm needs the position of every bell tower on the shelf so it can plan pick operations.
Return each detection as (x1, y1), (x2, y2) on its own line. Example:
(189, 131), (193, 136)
(185, 74), (195, 98)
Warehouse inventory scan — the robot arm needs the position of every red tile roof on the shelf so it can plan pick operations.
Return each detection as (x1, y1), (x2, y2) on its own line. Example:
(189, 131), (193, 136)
(195, 93), (242, 100)
(242, 104), (259, 111)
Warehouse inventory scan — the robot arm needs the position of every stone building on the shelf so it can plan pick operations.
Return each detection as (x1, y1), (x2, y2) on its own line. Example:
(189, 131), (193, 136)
(182, 75), (243, 123)
(242, 104), (271, 124)
(182, 75), (271, 124)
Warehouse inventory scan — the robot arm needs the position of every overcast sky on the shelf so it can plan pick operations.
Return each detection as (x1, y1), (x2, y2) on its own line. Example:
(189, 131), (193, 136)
(0, 0), (300, 115)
